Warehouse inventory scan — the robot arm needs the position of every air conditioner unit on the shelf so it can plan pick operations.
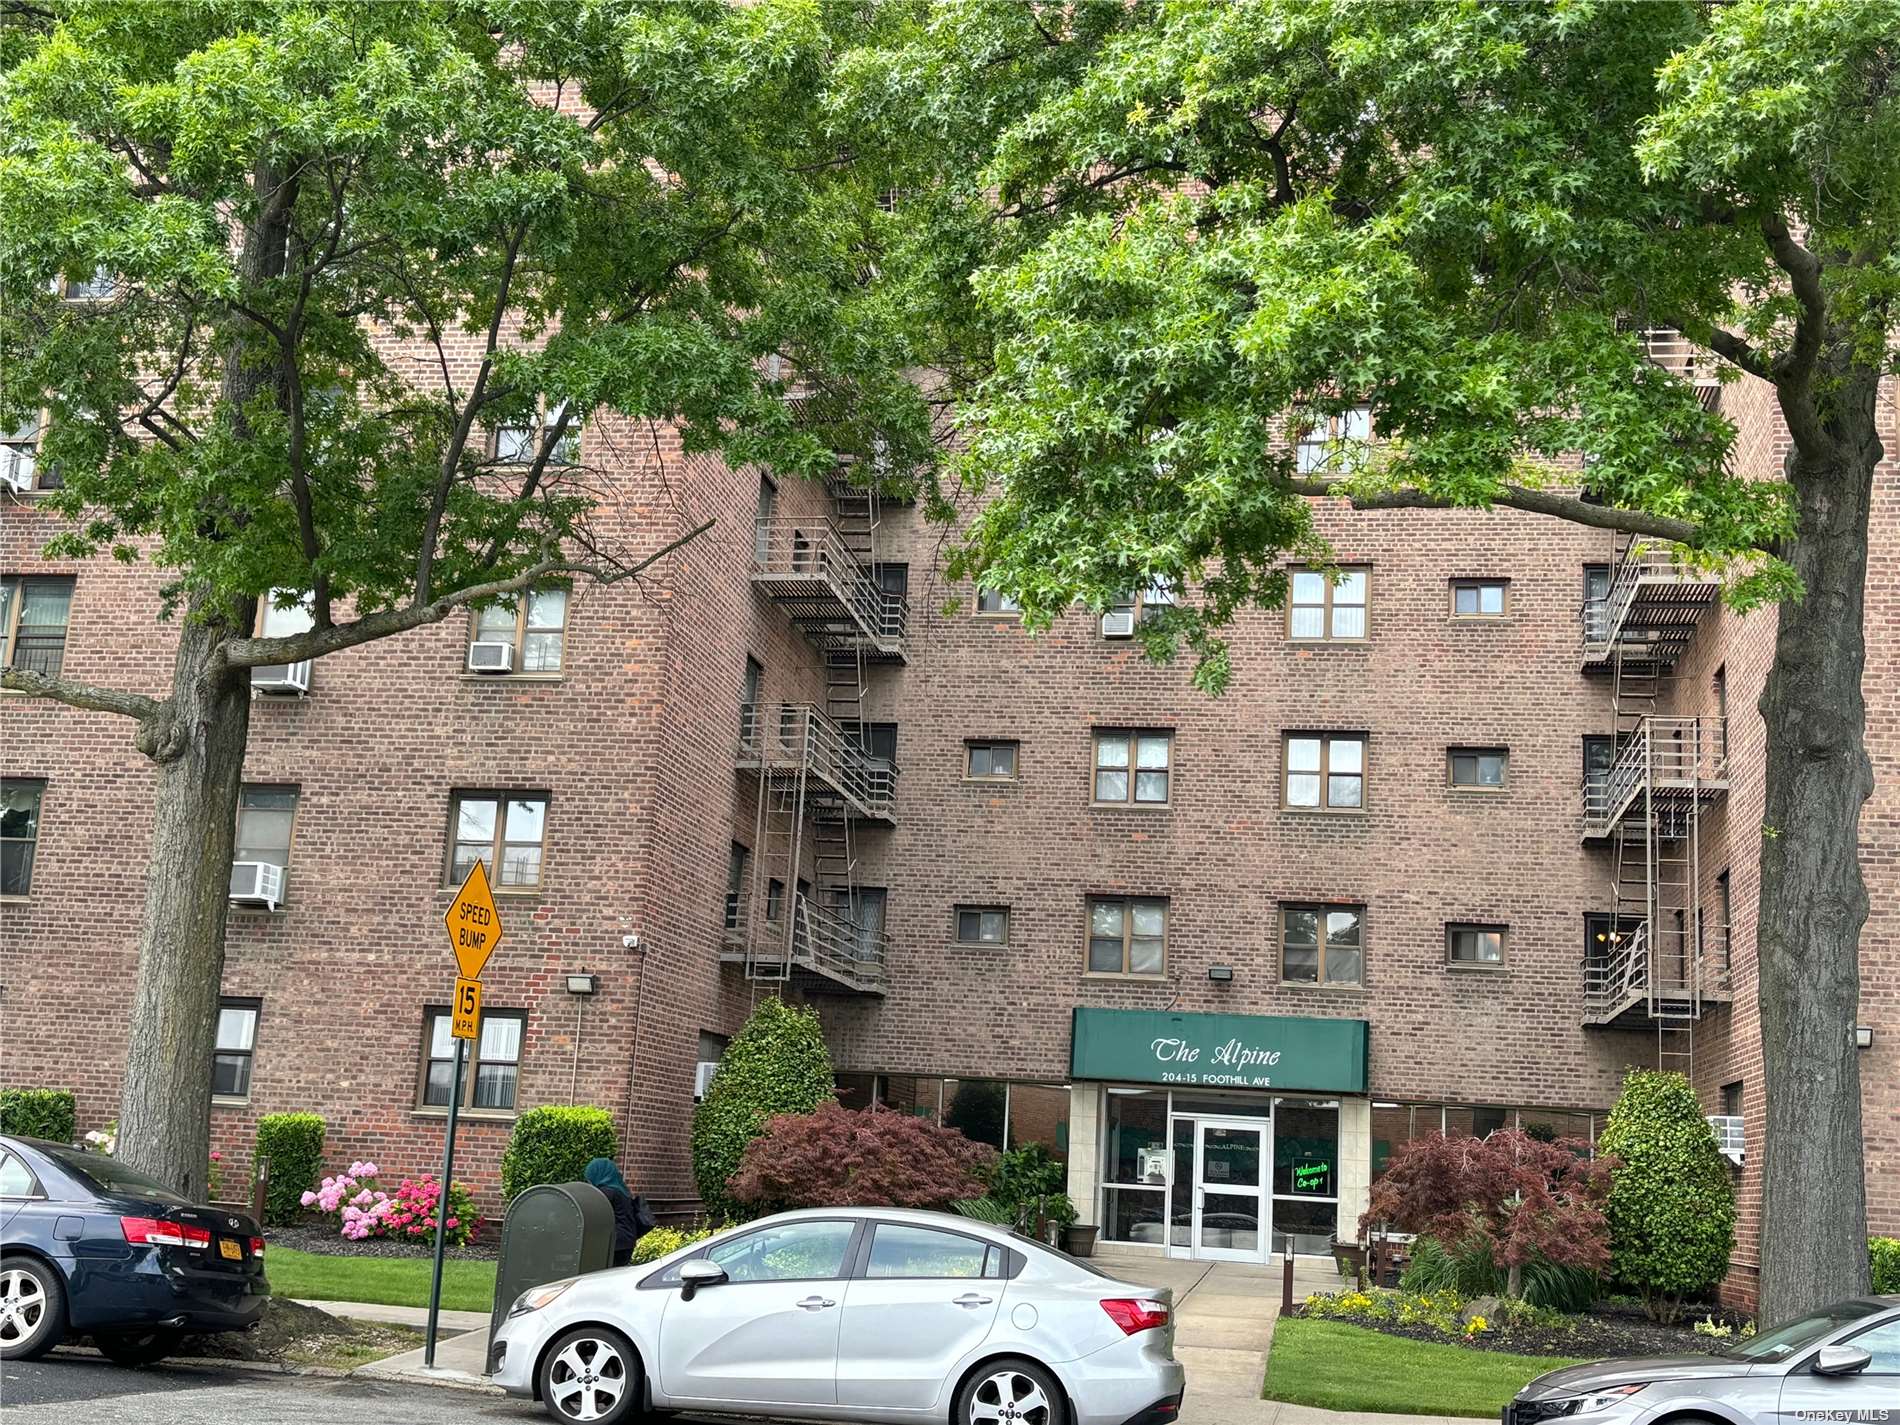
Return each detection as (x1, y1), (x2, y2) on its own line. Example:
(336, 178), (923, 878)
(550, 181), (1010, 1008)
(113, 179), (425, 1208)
(467, 641), (514, 674)
(1707, 1114), (1744, 1165)
(251, 660), (312, 696)
(0, 467), (30, 494)
(229, 860), (285, 912)
(1101, 608), (1136, 638)
(693, 1061), (720, 1102)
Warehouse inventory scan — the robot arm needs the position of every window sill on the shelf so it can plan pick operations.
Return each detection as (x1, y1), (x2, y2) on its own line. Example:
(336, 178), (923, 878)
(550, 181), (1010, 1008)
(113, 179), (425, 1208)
(1287, 638), (1371, 647)
(433, 886), (545, 900)
(1448, 616), (1513, 625)
(211, 1096), (251, 1109)
(1280, 805), (1369, 817)
(1447, 786), (1509, 795)
(1088, 802), (1172, 812)
(1080, 972), (1169, 984)
(953, 941), (1010, 951)
(458, 672), (566, 684)
(1446, 963), (1508, 973)
(962, 777), (1021, 787)
(1278, 980), (1367, 993)
(411, 1106), (517, 1124)
(228, 904), (289, 917)
(0, 894), (32, 903)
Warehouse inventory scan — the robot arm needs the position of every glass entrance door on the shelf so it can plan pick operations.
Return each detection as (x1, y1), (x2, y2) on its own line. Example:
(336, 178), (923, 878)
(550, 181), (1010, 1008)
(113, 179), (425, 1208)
(1192, 1119), (1267, 1263)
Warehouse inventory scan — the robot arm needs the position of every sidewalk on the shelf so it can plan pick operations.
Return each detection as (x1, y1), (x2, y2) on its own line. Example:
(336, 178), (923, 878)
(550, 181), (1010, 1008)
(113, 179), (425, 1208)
(295, 1298), (500, 1392)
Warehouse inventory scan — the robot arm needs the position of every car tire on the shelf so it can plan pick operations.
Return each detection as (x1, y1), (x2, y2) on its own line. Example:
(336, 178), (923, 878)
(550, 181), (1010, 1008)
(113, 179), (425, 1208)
(95, 1329), (178, 1367)
(538, 1324), (640, 1425)
(0, 1255), (66, 1361)
(955, 1356), (1068, 1425)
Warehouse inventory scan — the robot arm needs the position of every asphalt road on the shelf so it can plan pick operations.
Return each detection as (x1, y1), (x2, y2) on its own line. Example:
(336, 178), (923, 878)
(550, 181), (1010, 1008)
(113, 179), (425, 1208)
(0, 1352), (542, 1423)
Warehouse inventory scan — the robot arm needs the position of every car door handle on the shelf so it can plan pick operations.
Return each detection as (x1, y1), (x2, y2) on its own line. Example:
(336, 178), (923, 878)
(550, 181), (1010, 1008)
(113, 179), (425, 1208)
(952, 1293), (995, 1308)
(796, 1295), (836, 1311)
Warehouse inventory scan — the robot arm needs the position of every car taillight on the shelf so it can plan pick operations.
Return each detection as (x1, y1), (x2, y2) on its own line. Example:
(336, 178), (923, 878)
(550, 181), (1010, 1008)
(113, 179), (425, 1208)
(249, 1237), (266, 1257)
(120, 1217), (211, 1249)
(1100, 1297), (1170, 1334)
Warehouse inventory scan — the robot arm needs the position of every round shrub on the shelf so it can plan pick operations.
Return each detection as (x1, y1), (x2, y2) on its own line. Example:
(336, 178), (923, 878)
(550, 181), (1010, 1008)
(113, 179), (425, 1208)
(254, 1112), (325, 1225)
(501, 1105), (619, 1200)
(728, 1102), (999, 1214)
(632, 1224), (715, 1265)
(0, 1088), (76, 1143)
(1598, 1070), (1736, 1319)
(691, 998), (834, 1221)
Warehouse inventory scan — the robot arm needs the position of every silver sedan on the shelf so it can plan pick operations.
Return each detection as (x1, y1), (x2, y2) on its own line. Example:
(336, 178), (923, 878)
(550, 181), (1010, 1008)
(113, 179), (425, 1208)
(1505, 1296), (1900, 1423)
(487, 1207), (1186, 1425)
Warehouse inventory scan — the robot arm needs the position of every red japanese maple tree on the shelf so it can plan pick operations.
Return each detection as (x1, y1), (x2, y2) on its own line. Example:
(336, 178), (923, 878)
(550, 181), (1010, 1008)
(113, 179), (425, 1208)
(728, 1101), (999, 1212)
(1360, 1130), (1615, 1297)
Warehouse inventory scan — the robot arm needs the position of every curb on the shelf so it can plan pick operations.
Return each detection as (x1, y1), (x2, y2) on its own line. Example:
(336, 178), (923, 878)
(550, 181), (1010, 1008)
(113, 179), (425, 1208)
(350, 1365), (505, 1396)
(50, 1345), (352, 1379)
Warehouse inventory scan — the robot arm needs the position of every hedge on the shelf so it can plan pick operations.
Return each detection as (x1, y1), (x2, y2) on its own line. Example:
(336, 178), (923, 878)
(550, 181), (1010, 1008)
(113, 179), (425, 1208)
(1873, 1237), (1900, 1295)
(501, 1106), (619, 1200)
(1598, 1071), (1735, 1319)
(255, 1113), (325, 1225)
(691, 998), (834, 1221)
(632, 1225), (715, 1265)
(0, 1088), (76, 1143)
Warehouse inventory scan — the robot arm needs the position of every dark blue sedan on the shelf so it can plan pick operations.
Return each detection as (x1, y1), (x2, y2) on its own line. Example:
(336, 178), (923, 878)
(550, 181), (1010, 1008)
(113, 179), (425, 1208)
(0, 1134), (268, 1365)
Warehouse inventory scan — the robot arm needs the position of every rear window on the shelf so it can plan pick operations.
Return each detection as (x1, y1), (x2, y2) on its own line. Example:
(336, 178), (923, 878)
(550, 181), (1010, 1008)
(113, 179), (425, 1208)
(40, 1146), (187, 1203)
(1010, 1232), (1114, 1279)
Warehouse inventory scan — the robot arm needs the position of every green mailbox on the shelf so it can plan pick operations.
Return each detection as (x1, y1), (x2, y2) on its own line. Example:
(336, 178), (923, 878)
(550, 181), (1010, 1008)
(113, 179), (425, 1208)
(486, 1181), (617, 1356)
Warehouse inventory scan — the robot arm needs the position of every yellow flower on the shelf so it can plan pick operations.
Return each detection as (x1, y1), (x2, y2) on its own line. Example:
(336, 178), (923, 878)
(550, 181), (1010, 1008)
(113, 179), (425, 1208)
(1465, 1315), (1488, 1335)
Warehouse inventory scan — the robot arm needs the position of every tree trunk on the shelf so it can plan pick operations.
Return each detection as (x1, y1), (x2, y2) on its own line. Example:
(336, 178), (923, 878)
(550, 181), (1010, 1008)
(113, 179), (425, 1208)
(1505, 1261), (1523, 1300)
(114, 609), (253, 1198)
(1755, 357), (1879, 1322)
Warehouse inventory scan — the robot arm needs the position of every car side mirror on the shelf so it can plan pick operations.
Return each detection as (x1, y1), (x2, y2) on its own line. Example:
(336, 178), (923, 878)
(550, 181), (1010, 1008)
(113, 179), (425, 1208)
(678, 1259), (727, 1302)
(1812, 1345), (1872, 1377)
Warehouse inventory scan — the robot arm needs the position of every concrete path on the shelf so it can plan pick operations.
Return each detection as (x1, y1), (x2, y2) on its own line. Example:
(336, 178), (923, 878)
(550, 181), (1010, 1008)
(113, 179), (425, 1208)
(291, 1299), (490, 1334)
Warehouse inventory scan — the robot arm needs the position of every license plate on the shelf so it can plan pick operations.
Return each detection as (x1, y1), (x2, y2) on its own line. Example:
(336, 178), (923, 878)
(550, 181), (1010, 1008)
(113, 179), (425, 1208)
(219, 1238), (243, 1260)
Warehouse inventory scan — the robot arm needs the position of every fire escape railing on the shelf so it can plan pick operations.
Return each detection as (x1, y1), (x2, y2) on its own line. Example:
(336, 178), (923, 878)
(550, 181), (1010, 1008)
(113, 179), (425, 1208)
(1580, 543), (1710, 656)
(777, 891), (887, 986)
(1582, 716), (1727, 838)
(1584, 921), (1650, 1019)
(737, 702), (899, 818)
(752, 517), (907, 650)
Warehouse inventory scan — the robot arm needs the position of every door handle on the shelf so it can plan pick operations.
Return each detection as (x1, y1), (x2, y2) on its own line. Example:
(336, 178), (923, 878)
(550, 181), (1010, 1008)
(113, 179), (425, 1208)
(796, 1295), (836, 1311)
(952, 1293), (995, 1308)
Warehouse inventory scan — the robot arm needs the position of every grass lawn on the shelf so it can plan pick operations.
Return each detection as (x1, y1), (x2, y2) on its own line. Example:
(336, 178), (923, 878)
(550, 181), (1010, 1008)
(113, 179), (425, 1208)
(265, 1246), (497, 1315)
(1264, 1318), (1588, 1419)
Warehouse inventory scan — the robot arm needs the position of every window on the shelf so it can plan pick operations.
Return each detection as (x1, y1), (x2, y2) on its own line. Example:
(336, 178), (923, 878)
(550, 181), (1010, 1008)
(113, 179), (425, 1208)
(1102, 580), (1175, 636)
(832, 886), (886, 961)
(1447, 923), (1506, 968)
(1088, 896), (1167, 976)
(955, 906), (1009, 945)
(753, 476), (777, 564)
(1716, 869), (1732, 970)
(420, 1007), (525, 1111)
(494, 399), (579, 466)
(966, 740), (1018, 780)
(766, 877), (785, 922)
(448, 793), (549, 889)
(1, 779), (43, 896)
(1721, 1081), (1743, 1117)
(0, 576), (75, 676)
(1846, 1318), (1900, 1374)
(1281, 904), (1364, 985)
(724, 843), (749, 933)
(60, 266), (117, 301)
(235, 785), (297, 871)
(1295, 406), (1371, 474)
(706, 1218), (856, 1283)
(1449, 748), (1508, 789)
(864, 1223), (992, 1280)
(471, 587), (568, 674)
(975, 588), (1022, 616)
(1288, 568), (1368, 641)
(1450, 579), (1508, 618)
(2, 414), (57, 492)
(1093, 730), (1171, 805)
(1713, 664), (1728, 760)
(1583, 564), (1610, 604)
(0, 1152), (36, 1198)
(213, 999), (260, 1100)
(1284, 733), (1365, 810)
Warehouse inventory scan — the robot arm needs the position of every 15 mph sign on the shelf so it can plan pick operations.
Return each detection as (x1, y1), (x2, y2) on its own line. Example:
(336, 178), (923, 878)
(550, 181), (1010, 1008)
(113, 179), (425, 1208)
(444, 860), (503, 1040)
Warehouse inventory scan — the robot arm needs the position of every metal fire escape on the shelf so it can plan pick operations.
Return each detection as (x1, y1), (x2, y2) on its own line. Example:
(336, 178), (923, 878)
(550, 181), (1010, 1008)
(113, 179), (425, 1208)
(1577, 326), (1731, 1072)
(1580, 543), (1728, 1072)
(735, 456), (905, 995)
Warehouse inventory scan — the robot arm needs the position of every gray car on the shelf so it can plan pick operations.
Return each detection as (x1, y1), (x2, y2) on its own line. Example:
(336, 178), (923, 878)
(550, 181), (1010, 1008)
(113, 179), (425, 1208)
(1505, 1296), (1900, 1424)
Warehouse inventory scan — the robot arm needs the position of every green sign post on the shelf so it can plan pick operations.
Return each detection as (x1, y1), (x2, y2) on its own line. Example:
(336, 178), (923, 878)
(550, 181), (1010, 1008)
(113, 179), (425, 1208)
(1069, 1008), (1369, 1092)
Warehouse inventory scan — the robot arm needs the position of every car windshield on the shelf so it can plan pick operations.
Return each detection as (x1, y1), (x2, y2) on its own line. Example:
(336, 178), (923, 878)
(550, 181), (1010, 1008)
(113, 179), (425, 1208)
(1722, 1301), (1884, 1362)
(39, 1145), (187, 1204)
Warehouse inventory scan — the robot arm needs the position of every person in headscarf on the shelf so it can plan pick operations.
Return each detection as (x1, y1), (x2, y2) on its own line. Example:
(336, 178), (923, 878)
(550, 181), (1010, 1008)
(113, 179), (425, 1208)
(585, 1157), (645, 1267)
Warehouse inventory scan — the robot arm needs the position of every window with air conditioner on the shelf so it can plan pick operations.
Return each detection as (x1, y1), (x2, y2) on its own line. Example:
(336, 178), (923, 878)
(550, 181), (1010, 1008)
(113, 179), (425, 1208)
(252, 592), (315, 695)
(469, 587), (566, 675)
(230, 785), (297, 910)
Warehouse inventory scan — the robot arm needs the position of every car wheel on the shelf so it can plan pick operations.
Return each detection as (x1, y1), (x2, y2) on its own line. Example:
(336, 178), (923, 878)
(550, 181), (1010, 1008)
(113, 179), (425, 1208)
(0, 1256), (66, 1361)
(95, 1329), (177, 1367)
(538, 1324), (639, 1425)
(957, 1357), (1067, 1425)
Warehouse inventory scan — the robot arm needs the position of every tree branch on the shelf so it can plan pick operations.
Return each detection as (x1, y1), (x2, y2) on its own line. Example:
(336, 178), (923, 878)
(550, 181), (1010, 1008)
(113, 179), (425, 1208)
(222, 518), (716, 668)
(1, 668), (162, 721)
(1700, 326), (1773, 384)
(1286, 479), (1705, 544)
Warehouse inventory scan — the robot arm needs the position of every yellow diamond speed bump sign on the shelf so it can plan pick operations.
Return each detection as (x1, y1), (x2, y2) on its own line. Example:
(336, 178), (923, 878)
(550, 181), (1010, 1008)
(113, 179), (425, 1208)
(445, 859), (504, 980)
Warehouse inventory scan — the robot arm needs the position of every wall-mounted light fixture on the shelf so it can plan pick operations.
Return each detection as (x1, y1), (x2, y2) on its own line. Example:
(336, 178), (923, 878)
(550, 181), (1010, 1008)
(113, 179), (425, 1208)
(566, 973), (599, 996)
(1855, 1025), (1874, 1050)
(1207, 965), (1235, 983)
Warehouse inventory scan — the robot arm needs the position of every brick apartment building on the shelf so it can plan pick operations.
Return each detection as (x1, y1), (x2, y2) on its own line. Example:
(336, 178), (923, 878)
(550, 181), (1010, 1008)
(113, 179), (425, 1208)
(2, 332), (1895, 1303)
